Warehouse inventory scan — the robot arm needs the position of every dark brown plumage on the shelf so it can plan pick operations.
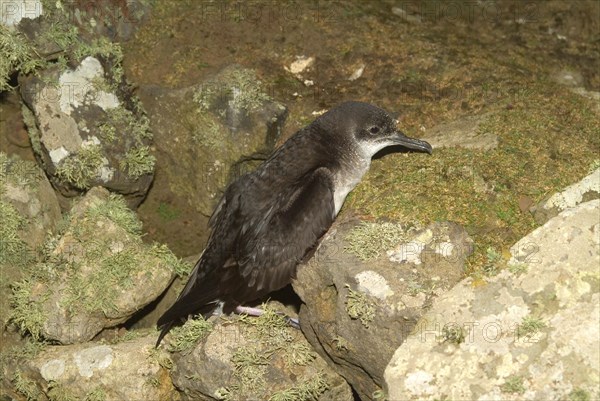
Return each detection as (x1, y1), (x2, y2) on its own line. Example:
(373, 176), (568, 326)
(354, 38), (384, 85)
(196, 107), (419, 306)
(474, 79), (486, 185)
(156, 101), (432, 346)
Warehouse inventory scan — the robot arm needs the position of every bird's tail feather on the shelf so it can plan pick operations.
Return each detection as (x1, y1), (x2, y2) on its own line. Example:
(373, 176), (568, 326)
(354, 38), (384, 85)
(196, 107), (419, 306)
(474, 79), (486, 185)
(155, 258), (222, 347)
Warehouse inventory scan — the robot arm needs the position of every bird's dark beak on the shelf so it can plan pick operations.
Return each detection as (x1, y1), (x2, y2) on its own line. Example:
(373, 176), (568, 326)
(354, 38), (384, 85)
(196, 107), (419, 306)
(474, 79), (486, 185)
(391, 131), (433, 154)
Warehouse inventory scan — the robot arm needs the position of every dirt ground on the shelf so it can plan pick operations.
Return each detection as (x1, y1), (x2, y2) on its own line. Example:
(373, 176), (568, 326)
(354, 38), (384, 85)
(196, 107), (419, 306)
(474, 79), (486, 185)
(2, 0), (598, 270)
(120, 0), (599, 272)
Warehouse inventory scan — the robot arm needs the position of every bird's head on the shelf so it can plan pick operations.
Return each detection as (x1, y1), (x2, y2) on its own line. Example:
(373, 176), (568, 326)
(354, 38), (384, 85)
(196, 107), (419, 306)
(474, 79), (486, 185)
(317, 101), (432, 159)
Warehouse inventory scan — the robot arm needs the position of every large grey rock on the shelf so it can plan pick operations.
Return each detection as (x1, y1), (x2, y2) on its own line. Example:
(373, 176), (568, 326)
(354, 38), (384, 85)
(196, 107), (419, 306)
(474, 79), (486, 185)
(136, 65), (287, 223)
(20, 56), (154, 208)
(530, 168), (599, 224)
(2, 333), (180, 401)
(8, 187), (177, 344)
(385, 199), (600, 401)
(293, 220), (473, 401)
(168, 308), (353, 401)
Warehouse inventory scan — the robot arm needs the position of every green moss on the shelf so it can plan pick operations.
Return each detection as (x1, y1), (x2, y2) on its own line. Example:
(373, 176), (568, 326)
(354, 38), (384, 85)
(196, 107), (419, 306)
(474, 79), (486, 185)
(344, 285), (375, 328)
(282, 342), (315, 368)
(167, 315), (212, 352)
(85, 193), (143, 236)
(9, 277), (48, 340)
(83, 387), (107, 401)
(0, 152), (42, 189)
(73, 38), (124, 85)
(189, 113), (225, 149)
(120, 146), (156, 179)
(147, 347), (173, 370)
(157, 202), (180, 222)
(48, 380), (77, 401)
(231, 347), (270, 390)
(345, 83), (599, 276)
(482, 247), (502, 276)
(344, 221), (409, 261)
(0, 26), (46, 91)
(501, 375), (526, 394)
(516, 316), (546, 338)
(569, 388), (591, 401)
(193, 67), (271, 115)
(333, 336), (349, 351)
(440, 324), (465, 345)
(55, 144), (104, 189)
(149, 243), (192, 278)
(102, 106), (153, 145)
(237, 304), (292, 348)
(12, 370), (41, 401)
(0, 198), (29, 267)
(268, 372), (329, 401)
(0, 339), (46, 383)
(373, 389), (388, 400)
(508, 263), (528, 275)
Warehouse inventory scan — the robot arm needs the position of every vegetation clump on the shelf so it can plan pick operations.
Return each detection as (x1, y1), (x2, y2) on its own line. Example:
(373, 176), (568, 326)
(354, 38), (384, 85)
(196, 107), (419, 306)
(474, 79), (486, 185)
(345, 285), (375, 328)
(500, 375), (526, 394)
(344, 221), (410, 261)
(166, 316), (213, 353)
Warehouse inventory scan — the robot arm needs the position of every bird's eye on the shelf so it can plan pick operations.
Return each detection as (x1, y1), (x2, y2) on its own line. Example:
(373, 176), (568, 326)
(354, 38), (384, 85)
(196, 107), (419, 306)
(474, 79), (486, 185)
(369, 126), (380, 135)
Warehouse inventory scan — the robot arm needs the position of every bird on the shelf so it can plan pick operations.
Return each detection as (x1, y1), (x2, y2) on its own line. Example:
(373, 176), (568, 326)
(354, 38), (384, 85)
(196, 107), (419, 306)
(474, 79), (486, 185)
(156, 101), (432, 346)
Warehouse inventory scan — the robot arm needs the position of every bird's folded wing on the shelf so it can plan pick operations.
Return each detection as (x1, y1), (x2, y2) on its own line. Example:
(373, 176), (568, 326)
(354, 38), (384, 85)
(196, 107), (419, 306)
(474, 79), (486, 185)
(236, 167), (336, 292)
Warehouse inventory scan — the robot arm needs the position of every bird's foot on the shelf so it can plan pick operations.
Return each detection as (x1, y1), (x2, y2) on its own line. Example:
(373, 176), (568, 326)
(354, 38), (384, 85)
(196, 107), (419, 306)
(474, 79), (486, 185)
(234, 305), (300, 329)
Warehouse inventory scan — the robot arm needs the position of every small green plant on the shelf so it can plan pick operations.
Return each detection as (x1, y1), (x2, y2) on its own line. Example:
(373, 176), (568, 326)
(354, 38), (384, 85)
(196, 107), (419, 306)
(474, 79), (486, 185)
(282, 342), (315, 367)
(333, 336), (349, 351)
(344, 222), (408, 261)
(120, 146), (155, 179)
(48, 380), (77, 401)
(157, 202), (180, 222)
(9, 277), (48, 340)
(440, 324), (465, 345)
(55, 144), (104, 189)
(483, 247), (502, 276)
(508, 263), (528, 275)
(501, 375), (526, 394)
(149, 243), (192, 278)
(268, 372), (329, 401)
(373, 389), (388, 400)
(345, 285), (375, 328)
(231, 347), (270, 390)
(83, 387), (107, 401)
(569, 388), (591, 401)
(167, 316), (212, 352)
(147, 347), (173, 370)
(12, 370), (40, 401)
(516, 316), (546, 338)
(0, 26), (46, 91)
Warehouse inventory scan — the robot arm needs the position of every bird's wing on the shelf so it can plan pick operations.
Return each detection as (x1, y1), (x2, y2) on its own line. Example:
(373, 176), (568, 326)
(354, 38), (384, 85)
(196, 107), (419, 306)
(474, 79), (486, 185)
(234, 166), (336, 296)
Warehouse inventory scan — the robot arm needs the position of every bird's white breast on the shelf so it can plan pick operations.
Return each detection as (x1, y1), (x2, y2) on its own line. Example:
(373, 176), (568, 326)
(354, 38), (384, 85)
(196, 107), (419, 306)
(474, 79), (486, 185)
(333, 159), (371, 215)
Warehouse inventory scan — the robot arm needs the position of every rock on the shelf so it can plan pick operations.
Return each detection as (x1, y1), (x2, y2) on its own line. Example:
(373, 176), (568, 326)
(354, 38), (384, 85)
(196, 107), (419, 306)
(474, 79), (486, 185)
(385, 200), (600, 401)
(168, 307), (353, 401)
(2, 333), (180, 401)
(0, 0), (43, 28)
(136, 65), (286, 236)
(530, 168), (599, 224)
(348, 63), (365, 81)
(8, 187), (180, 344)
(0, 152), (61, 352)
(20, 55), (154, 208)
(421, 113), (498, 151)
(0, 152), (61, 258)
(292, 220), (473, 401)
(391, 7), (422, 24)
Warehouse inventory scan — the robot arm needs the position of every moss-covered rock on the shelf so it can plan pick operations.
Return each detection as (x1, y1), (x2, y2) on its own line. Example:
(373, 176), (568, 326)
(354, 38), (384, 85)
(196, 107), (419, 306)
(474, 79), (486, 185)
(168, 304), (352, 401)
(8, 187), (183, 344)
